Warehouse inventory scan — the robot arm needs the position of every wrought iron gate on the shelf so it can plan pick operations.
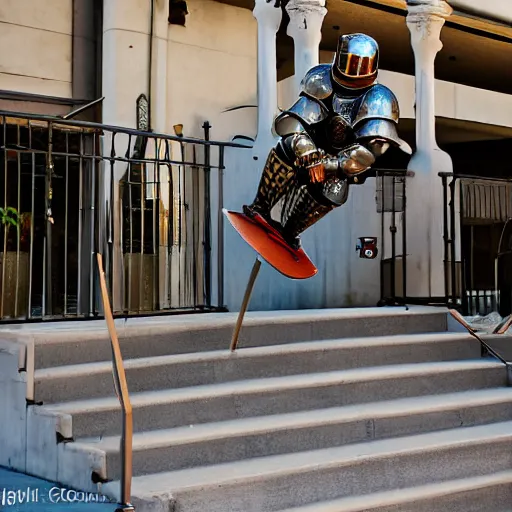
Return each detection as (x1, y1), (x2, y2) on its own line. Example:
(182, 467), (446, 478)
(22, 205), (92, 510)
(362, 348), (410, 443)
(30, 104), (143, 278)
(441, 172), (512, 316)
(0, 110), (248, 321)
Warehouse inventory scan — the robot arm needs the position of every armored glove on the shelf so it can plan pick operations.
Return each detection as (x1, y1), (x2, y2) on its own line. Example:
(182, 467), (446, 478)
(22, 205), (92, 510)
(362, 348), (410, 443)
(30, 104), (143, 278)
(311, 144), (375, 180)
(286, 134), (327, 183)
(289, 135), (375, 184)
(338, 144), (376, 175)
(293, 148), (327, 184)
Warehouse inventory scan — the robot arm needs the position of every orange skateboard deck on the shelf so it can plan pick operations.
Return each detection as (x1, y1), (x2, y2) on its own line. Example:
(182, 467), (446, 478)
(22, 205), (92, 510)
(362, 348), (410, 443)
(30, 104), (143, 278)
(224, 209), (317, 280)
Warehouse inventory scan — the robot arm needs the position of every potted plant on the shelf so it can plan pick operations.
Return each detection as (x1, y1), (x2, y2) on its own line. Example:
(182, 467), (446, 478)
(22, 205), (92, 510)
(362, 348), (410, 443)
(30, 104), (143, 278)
(0, 207), (30, 319)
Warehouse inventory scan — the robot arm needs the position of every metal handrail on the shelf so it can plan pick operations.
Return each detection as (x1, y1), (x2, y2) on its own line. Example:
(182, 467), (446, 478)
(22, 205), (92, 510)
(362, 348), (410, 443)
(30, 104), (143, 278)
(97, 253), (134, 512)
(0, 109), (251, 149)
(439, 172), (512, 184)
(449, 309), (511, 385)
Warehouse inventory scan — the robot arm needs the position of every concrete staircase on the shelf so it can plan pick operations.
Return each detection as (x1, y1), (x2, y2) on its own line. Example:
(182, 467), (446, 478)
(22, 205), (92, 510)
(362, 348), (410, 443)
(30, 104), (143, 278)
(2, 306), (512, 511)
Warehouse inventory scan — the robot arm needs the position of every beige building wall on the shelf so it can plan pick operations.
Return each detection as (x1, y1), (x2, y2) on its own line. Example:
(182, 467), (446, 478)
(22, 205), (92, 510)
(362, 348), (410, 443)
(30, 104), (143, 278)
(0, 0), (73, 98)
(449, 0), (512, 23)
(166, 0), (258, 141)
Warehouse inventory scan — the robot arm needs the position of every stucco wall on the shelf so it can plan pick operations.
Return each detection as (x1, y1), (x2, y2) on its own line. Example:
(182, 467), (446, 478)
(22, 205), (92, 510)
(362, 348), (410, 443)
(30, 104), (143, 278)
(0, 0), (73, 98)
(166, 0), (257, 141)
(165, 0), (258, 310)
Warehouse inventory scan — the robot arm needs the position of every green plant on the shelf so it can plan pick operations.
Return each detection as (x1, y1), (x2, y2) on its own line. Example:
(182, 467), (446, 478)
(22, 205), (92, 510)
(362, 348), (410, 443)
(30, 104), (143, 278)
(0, 207), (20, 228)
(0, 207), (21, 253)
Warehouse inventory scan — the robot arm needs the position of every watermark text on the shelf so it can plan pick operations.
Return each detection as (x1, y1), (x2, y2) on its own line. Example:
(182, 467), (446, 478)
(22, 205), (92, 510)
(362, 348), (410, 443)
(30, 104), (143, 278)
(1, 486), (114, 506)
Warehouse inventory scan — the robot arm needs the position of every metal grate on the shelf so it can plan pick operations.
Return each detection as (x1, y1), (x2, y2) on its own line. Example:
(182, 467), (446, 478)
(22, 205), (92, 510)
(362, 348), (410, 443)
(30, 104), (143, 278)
(376, 174), (405, 213)
(460, 178), (512, 224)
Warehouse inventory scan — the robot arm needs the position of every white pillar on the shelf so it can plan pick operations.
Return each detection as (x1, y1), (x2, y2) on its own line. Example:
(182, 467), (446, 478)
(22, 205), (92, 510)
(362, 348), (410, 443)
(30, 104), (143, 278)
(286, 0), (327, 97)
(252, 0), (282, 154)
(406, 0), (453, 298)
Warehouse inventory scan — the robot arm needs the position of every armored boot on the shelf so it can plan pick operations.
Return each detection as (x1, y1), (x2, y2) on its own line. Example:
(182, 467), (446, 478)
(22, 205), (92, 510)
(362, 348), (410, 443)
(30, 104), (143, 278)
(279, 185), (335, 249)
(245, 148), (296, 219)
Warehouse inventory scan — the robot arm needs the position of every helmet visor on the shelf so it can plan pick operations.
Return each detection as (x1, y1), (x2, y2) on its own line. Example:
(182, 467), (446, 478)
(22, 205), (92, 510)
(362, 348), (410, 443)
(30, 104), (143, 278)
(337, 52), (378, 79)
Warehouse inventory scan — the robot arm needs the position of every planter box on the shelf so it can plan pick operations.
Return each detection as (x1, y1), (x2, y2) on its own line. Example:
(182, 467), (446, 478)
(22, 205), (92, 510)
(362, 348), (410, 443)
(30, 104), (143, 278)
(123, 253), (157, 313)
(0, 251), (29, 319)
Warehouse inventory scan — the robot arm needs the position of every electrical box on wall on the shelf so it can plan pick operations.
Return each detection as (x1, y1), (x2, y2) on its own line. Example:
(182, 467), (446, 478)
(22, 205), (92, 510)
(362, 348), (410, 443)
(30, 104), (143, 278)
(356, 237), (378, 259)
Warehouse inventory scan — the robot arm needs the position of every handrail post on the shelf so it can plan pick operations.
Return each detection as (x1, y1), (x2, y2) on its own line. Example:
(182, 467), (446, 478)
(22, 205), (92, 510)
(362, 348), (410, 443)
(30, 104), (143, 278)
(441, 174), (449, 306)
(449, 177), (457, 308)
(202, 121), (212, 307)
(217, 145), (225, 309)
(390, 174), (397, 302)
(401, 173), (407, 300)
(458, 178), (468, 315)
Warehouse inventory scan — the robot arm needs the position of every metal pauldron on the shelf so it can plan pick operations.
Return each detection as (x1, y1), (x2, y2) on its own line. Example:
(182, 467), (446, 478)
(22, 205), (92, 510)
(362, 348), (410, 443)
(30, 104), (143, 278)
(300, 64), (333, 100)
(353, 84), (400, 126)
(275, 96), (328, 135)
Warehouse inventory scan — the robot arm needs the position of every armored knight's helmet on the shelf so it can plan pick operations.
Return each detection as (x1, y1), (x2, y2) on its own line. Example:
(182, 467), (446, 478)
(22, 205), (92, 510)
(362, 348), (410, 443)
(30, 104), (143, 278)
(332, 33), (379, 90)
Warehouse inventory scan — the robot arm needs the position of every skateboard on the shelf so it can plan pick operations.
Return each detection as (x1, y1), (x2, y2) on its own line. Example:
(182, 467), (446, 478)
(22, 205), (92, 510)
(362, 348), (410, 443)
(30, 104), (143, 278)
(223, 209), (317, 280)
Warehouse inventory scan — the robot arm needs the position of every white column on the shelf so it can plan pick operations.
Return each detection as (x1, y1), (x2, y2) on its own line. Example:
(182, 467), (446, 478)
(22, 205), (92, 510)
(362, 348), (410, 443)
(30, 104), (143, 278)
(406, 0), (453, 298)
(286, 0), (327, 97)
(252, 0), (282, 154)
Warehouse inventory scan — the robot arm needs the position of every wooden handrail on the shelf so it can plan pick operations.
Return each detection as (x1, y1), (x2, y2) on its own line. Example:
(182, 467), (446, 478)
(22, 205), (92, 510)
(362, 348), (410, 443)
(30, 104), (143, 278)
(97, 253), (135, 512)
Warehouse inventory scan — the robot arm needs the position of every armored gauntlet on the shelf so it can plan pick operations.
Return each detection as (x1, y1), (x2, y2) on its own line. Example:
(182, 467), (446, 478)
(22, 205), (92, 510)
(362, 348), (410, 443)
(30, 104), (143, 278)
(317, 144), (376, 179)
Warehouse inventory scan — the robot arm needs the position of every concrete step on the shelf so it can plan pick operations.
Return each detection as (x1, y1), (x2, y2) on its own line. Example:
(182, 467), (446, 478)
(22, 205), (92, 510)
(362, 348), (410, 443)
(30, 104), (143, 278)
(18, 306), (447, 369)
(33, 332), (479, 404)
(103, 421), (512, 512)
(71, 388), (512, 480)
(41, 360), (506, 439)
(277, 471), (512, 512)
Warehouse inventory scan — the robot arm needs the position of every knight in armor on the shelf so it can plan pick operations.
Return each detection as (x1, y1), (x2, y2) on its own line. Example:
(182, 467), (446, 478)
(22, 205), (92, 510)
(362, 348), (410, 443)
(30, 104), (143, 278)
(244, 33), (411, 249)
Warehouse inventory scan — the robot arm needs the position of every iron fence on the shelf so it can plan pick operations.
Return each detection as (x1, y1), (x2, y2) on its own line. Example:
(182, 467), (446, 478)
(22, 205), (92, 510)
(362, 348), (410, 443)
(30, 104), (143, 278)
(375, 169), (409, 306)
(0, 110), (248, 321)
(441, 172), (512, 317)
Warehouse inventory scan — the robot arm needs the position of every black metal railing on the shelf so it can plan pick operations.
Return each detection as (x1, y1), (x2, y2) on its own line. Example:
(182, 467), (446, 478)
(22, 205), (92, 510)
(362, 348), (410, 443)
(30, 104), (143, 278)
(374, 169), (410, 306)
(441, 172), (512, 317)
(0, 110), (249, 322)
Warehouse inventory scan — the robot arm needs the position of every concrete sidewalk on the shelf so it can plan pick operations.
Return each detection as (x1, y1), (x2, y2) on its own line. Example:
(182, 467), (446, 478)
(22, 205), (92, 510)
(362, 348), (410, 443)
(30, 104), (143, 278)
(0, 468), (117, 512)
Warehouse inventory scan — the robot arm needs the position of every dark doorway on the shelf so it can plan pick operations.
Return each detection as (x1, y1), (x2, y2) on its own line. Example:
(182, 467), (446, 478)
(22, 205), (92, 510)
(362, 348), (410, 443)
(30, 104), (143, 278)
(445, 137), (512, 316)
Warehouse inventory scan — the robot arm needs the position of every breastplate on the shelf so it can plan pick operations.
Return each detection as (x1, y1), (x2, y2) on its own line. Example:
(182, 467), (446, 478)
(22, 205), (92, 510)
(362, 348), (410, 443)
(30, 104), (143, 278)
(326, 95), (360, 152)
(332, 95), (360, 125)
